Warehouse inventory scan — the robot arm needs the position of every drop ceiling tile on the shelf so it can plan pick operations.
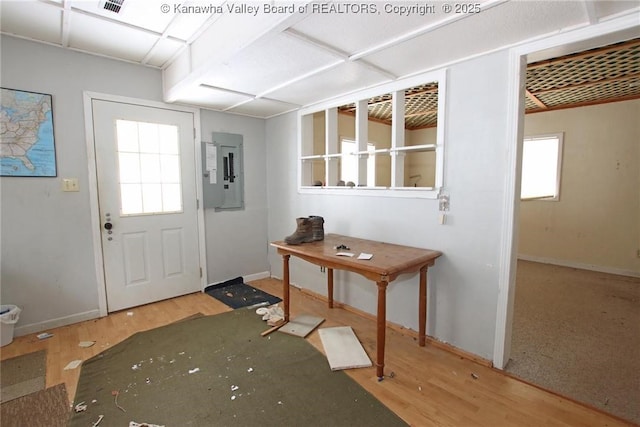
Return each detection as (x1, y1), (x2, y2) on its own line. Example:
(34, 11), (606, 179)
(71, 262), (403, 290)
(226, 98), (299, 118)
(0, 1), (62, 45)
(365, 1), (589, 78)
(190, 9), (299, 72)
(290, 3), (444, 55)
(267, 61), (391, 106)
(166, 5), (220, 41)
(199, 33), (343, 96)
(68, 11), (159, 62)
(71, 0), (174, 34)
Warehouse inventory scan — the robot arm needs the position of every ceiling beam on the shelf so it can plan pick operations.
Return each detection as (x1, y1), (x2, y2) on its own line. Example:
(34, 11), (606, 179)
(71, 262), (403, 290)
(61, 0), (71, 48)
(526, 90), (548, 109)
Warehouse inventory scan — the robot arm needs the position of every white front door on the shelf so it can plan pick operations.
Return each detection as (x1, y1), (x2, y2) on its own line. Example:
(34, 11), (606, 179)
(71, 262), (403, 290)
(92, 99), (201, 312)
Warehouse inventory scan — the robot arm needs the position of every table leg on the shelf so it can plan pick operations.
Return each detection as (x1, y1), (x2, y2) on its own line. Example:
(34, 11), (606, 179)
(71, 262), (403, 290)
(376, 281), (387, 380)
(327, 268), (334, 308)
(419, 266), (427, 347)
(283, 254), (290, 322)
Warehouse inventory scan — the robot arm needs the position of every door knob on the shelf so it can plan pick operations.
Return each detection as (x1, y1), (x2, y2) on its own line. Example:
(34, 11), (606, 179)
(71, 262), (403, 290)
(104, 222), (113, 230)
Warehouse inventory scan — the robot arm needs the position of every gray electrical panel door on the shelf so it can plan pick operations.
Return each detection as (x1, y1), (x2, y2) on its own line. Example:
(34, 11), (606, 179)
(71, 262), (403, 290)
(201, 132), (244, 211)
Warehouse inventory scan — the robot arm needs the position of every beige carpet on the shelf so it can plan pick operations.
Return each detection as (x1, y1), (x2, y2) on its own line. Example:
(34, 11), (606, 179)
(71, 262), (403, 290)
(507, 260), (640, 424)
(0, 350), (46, 403)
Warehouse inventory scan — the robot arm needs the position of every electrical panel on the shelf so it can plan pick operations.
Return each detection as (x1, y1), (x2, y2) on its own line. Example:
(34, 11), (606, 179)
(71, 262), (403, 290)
(201, 132), (244, 211)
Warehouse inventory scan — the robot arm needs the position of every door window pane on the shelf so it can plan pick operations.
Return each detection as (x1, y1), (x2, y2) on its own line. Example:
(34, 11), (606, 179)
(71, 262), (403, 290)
(116, 120), (183, 215)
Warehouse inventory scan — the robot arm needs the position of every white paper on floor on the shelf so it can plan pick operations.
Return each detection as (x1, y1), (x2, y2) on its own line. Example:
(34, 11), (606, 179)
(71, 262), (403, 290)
(318, 326), (372, 371)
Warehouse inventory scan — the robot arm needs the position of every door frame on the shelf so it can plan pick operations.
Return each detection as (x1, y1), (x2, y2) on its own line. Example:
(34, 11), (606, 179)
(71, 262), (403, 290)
(493, 15), (639, 369)
(83, 92), (208, 317)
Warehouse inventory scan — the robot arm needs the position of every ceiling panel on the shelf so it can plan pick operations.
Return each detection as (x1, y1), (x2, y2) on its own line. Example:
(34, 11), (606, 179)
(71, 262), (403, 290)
(166, 6), (219, 41)
(70, 0), (174, 34)
(199, 33), (344, 96)
(267, 61), (391, 106)
(68, 11), (159, 62)
(0, 1), (62, 45)
(365, 1), (589, 78)
(289, 3), (443, 55)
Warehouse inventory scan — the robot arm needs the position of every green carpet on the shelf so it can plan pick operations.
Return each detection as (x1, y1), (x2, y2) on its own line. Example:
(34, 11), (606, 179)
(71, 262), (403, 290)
(69, 309), (407, 426)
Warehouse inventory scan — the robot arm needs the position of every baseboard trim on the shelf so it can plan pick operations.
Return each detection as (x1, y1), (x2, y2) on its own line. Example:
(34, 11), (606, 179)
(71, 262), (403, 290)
(244, 271), (271, 283)
(518, 254), (640, 278)
(205, 271), (271, 289)
(14, 309), (101, 337)
(270, 274), (493, 368)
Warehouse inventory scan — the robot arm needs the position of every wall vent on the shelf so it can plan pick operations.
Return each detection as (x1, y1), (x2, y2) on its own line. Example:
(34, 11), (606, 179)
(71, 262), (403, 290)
(102, 0), (124, 13)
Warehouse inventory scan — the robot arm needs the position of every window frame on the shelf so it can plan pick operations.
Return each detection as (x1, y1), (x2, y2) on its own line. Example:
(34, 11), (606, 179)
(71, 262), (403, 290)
(298, 68), (447, 199)
(520, 132), (564, 202)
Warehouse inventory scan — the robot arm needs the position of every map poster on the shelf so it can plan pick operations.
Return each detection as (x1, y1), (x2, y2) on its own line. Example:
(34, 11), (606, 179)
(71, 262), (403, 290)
(1, 87), (57, 177)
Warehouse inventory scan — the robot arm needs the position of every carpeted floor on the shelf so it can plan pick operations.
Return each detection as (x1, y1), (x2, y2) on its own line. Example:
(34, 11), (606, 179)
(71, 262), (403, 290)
(507, 261), (640, 424)
(0, 350), (46, 403)
(0, 383), (69, 427)
(68, 308), (407, 426)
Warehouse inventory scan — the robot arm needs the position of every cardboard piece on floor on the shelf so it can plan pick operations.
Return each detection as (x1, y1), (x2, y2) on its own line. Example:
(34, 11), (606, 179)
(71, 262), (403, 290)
(278, 314), (324, 338)
(318, 326), (372, 371)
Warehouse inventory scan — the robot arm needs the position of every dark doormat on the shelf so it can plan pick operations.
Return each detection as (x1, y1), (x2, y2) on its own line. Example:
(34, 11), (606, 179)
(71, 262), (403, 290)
(205, 276), (281, 309)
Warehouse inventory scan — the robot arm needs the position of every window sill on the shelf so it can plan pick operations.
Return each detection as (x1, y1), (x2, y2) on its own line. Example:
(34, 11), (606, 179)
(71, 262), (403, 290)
(299, 186), (439, 199)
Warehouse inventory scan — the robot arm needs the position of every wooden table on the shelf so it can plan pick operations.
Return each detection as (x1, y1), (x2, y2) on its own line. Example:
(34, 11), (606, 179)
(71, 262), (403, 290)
(271, 233), (442, 379)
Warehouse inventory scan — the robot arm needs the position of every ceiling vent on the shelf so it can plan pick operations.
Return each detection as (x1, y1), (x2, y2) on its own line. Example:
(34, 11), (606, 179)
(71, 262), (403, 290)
(101, 0), (125, 13)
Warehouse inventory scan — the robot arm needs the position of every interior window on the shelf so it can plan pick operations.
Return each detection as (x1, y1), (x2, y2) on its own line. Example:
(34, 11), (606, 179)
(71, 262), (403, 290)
(298, 69), (446, 198)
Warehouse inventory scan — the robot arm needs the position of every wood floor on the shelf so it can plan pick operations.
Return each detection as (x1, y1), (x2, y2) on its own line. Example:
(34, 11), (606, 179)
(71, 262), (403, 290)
(1, 278), (634, 427)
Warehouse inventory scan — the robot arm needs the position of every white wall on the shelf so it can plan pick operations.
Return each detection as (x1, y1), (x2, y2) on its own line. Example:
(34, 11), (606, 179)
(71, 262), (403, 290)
(266, 51), (511, 360)
(519, 99), (640, 276)
(0, 36), (269, 335)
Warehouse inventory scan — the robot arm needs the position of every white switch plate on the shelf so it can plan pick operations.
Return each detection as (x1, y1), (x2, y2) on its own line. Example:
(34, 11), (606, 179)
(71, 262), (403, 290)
(62, 178), (79, 192)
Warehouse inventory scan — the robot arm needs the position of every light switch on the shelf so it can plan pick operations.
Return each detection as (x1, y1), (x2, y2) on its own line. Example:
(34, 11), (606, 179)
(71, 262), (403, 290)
(62, 178), (79, 192)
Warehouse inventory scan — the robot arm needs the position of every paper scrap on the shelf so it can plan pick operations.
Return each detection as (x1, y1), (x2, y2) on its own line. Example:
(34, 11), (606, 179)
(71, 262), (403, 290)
(357, 253), (373, 260)
(335, 252), (354, 257)
(79, 341), (96, 348)
(188, 368), (200, 374)
(64, 360), (83, 370)
(130, 423), (165, 427)
(37, 332), (53, 340)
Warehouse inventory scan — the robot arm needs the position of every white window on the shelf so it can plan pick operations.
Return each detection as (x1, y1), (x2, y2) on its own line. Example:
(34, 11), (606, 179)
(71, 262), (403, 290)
(341, 139), (375, 186)
(116, 120), (183, 215)
(521, 133), (563, 201)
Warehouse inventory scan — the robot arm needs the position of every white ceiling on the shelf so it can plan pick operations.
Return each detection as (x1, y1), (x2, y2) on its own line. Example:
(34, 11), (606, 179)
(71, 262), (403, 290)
(2, 0), (639, 118)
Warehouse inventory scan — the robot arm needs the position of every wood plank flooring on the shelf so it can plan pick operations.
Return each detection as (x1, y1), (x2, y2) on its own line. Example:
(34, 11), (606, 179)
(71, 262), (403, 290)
(1, 278), (634, 426)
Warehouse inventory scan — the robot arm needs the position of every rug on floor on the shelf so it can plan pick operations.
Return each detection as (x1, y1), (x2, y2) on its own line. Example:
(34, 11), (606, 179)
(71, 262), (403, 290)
(68, 308), (407, 427)
(0, 350), (46, 403)
(0, 383), (69, 427)
(205, 276), (281, 309)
